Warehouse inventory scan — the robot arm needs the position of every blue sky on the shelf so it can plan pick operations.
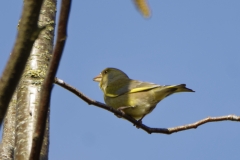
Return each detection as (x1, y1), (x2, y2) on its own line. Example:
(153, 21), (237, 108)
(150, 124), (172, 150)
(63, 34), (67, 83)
(0, 1), (240, 159)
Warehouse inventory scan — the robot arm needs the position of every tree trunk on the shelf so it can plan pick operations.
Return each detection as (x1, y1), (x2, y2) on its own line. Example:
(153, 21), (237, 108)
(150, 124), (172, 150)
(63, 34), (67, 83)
(0, 0), (56, 159)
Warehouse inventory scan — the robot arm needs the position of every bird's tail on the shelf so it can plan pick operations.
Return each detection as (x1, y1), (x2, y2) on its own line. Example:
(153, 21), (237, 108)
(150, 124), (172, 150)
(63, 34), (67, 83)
(153, 84), (194, 101)
(168, 84), (195, 93)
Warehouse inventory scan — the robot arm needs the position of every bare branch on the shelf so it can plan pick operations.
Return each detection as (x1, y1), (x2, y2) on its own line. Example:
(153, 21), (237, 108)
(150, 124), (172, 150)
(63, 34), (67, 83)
(54, 77), (240, 134)
(0, 93), (16, 160)
(30, 0), (72, 159)
(14, 0), (56, 159)
(0, 0), (44, 126)
(133, 0), (151, 18)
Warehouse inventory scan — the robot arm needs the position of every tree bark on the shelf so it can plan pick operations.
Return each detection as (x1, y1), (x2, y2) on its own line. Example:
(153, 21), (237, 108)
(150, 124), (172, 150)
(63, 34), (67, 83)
(0, 93), (17, 160)
(14, 0), (56, 159)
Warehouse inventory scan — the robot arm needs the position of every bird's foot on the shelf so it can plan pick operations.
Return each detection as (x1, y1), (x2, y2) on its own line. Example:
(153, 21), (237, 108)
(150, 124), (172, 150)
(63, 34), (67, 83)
(134, 115), (146, 128)
(133, 119), (143, 129)
(114, 106), (130, 118)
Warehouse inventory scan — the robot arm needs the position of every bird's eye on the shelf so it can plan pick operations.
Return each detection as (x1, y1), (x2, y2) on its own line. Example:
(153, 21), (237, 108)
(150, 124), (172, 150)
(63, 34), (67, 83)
(104, 70), (108, 74)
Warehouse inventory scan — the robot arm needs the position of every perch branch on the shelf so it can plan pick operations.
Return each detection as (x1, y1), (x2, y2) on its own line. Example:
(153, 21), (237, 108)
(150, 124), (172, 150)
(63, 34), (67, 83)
(54, 77), (240, 134)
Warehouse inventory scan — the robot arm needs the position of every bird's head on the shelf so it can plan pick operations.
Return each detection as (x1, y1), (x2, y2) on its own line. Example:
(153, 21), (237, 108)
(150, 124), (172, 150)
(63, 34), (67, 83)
(93, 68), (129, 91)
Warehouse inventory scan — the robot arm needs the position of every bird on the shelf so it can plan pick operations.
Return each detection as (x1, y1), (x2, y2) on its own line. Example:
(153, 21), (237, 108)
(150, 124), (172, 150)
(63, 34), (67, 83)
(93, 68), (194, 122)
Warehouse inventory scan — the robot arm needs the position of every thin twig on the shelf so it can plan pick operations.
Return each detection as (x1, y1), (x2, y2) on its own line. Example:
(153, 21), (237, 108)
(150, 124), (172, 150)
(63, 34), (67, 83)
(30, 0), (72, 159)
(54, 77), (240, 134)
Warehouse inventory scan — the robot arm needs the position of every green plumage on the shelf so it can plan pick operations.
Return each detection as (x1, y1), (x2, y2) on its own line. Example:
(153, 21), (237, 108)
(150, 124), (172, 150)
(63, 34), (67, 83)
(93, 68), (194, 120)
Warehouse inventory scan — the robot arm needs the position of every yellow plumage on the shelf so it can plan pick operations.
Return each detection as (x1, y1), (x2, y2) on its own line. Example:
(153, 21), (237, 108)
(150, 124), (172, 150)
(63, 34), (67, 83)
(93, 68), (194, 121)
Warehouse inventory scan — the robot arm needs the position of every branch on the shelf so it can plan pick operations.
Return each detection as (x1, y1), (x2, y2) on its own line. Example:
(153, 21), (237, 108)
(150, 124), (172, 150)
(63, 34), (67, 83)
(0, 0), (44, 126)
(54, 77), (240, 134)
(30, 0), (72, 159)
(0, 93), (16, 159)
(134, 0), (151, 18)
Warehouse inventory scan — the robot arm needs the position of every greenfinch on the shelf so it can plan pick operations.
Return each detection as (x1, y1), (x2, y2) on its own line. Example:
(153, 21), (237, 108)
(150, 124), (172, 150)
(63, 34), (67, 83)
(93, 68), (194, 121)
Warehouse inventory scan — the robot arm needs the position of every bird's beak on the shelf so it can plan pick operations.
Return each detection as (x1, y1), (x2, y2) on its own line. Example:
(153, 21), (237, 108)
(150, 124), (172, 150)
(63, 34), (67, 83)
(93, 73), (102, 82)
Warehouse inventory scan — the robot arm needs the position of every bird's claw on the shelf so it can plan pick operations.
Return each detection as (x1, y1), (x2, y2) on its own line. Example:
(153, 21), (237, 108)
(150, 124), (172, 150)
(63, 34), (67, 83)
(114, 106), (128, 118)
(134, 119), (143, 128)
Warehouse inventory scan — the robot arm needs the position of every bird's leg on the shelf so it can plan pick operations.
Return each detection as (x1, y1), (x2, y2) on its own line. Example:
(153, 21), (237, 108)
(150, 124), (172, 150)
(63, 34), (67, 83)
(137, 118), (143, 124)
(134, 114), (146, 128)
(115, 106), (132, 118)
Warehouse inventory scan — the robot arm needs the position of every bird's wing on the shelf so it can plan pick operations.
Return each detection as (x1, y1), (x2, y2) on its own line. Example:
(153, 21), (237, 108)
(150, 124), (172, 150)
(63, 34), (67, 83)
(115, 80), (160, 96)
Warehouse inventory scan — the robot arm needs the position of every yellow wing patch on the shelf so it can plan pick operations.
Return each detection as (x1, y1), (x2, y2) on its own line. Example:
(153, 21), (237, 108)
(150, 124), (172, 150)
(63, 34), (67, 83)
(105, 92), (119, 98)
(128, 86), (159, 93)
(104, 85), (158, 97)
